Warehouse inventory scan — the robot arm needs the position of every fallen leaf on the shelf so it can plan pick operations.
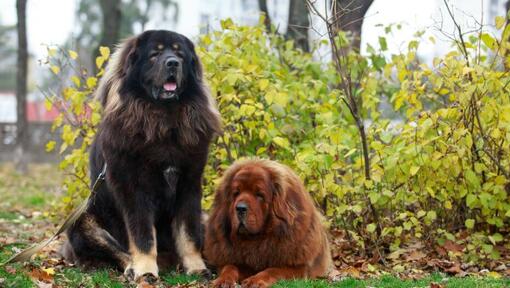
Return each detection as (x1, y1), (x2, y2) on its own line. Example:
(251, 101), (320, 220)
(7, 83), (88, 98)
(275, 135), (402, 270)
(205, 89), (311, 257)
(443, 240), (464, 253)
(35, 281), (52, 288)
(28, 268), (54, 283)
(5, 266), (16, 274)
(339, 266), (361, 278)
(430, 283), (444, 288)
(405, 250), (427, 261)
(444, 262), (462, 275)
(487, 271), (501, 278)
(41, 267), (55, 276)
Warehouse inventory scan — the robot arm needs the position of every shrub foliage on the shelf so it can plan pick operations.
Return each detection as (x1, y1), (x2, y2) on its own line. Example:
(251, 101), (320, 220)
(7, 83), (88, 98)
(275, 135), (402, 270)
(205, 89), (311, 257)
(46, 17), (510, 263)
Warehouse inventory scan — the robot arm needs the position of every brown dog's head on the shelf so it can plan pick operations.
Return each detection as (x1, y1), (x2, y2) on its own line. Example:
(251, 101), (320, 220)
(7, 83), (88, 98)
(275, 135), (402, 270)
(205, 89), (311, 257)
(213, 159), (300, 239)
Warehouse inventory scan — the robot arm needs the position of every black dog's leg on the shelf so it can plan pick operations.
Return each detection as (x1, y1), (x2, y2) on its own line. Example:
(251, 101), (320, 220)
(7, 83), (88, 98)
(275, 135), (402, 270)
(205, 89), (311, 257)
(107, 157), (159, 281)
(172, 158), (210, 277)
(66, 214), (131, 269)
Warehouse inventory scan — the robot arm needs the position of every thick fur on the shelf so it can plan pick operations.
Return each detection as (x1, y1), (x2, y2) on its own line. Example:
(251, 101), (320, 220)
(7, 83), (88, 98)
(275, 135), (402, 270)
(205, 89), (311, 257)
(204, 159), (331, 288)
(64, 30), (221, 281)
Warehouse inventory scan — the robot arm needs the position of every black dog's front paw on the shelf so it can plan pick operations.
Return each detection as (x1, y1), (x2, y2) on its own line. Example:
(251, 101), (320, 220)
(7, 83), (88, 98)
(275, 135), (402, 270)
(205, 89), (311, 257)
(199, 268), (213, 280)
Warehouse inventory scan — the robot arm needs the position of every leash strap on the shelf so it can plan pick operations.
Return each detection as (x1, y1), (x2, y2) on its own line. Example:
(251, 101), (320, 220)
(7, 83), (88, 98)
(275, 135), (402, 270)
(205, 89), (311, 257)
(1, 163), (107, 265)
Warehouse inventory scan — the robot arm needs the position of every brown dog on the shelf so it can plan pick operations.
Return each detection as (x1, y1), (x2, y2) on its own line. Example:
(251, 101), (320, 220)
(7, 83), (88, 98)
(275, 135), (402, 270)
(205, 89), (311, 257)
(204, 159), (331, 288)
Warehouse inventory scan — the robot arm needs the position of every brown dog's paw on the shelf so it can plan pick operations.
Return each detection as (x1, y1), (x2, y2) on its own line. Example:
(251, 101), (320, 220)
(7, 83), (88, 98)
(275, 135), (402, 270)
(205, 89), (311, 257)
(241, 275), (271, 288)
(213, 276), (238, 288)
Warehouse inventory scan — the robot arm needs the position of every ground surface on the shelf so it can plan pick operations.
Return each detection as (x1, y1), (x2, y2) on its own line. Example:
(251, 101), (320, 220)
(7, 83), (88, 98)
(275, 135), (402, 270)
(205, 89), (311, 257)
(0, 164), (509, 287)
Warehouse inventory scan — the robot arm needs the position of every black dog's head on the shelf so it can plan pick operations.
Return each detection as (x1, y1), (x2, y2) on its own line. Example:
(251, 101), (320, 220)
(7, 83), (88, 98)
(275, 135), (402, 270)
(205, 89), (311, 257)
(119, 30), (202, 103)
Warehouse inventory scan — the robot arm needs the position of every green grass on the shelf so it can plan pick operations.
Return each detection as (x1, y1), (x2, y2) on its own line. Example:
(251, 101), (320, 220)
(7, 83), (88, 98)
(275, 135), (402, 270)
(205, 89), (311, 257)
(275, 274), (510, 287)
(0, 164), (509, 287)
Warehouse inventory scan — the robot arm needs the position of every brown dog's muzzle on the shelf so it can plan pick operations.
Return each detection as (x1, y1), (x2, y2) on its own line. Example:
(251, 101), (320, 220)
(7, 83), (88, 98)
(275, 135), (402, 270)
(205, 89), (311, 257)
(235, 201), (248, 221)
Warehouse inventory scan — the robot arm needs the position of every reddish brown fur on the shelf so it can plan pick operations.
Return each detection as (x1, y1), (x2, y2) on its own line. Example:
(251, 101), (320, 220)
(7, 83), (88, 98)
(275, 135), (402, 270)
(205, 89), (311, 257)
(204, 159), (332, 288)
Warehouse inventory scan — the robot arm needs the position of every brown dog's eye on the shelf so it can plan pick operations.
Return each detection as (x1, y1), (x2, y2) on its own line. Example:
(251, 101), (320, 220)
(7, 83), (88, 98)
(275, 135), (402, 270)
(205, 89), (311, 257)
(256, 192), (264, 201)
(233, 190), (240, 197)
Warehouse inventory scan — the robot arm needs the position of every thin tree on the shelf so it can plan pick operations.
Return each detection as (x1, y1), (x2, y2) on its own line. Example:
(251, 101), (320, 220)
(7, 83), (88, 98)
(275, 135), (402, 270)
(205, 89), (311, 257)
(258, 0), (311, 52)
(96, 0), (122, 59)
(287, 0), (311, 52)
(332, 0), (374, 52)
(257, 0), (272, 32)
(504, 0), (510, 70)
(15, 0), (28, 173)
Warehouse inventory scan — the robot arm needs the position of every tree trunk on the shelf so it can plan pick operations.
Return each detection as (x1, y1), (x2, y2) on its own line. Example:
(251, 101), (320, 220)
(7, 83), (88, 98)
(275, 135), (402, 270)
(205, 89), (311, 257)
(333, 0), (374, 52)
(286, 0), (310, 52)
(257, 0), (272, 32)
(97, 0), (122, 58)
(15, 0), (28, 173)
(504, 1), (510, 70)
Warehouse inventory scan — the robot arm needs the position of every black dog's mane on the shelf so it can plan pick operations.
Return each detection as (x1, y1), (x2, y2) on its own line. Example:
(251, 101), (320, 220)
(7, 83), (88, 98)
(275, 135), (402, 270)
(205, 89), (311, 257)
(96, 34), (221, 148)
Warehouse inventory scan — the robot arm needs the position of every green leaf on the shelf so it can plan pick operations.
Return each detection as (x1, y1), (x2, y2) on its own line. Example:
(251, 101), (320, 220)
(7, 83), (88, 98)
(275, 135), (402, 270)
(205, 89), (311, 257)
(481, 33), (496, 49)
(410, 166), (420, 176)
(378, 36), (388, 51)
(367, 223), (377, 233)
(272, 137), (290, 150)
(465, 219), (475, 229)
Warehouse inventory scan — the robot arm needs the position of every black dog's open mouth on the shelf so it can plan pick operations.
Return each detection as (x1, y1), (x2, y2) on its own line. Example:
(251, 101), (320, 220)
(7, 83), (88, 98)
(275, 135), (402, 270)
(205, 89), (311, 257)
(152, 77), (179, 101)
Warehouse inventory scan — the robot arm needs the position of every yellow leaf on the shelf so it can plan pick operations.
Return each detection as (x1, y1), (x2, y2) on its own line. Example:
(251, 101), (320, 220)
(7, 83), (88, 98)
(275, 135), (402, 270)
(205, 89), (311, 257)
(344, 148), (356, 158)
(42, 267), (55, 276)
(410, 166), (420, 176)
(495, 16), (506, 30)
(258, 79), (269, 90)
(96, 56), (105, 69)
(273, 136), (290, 150)
(44, 98), (53, 111)
(99, 46), (110, 59)
(68, 50), (78, 60)
(48, 47), (57, 57)
(87, 77), (98, 88)
(71, 76), (81, 87)
(488, 271), (501, 279)
(274, 92), (288, 106)
(438, 88), (449, 95)
(45, 141), (56, 152)
(50, 65), (60, 75)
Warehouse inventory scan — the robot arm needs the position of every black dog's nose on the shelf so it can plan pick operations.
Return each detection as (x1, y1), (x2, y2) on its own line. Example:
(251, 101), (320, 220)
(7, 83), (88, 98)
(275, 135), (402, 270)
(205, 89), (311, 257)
(165, 57), (179, 68)
(236, 202), (248, 215)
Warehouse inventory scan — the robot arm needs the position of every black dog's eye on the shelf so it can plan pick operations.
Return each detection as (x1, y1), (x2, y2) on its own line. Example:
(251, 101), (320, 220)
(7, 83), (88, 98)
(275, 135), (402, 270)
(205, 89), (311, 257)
(149, 51), (160, 59)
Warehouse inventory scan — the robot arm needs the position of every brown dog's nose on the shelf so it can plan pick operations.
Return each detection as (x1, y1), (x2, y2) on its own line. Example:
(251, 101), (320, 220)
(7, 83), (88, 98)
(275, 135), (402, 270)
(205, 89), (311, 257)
(236, 202), (248, 217)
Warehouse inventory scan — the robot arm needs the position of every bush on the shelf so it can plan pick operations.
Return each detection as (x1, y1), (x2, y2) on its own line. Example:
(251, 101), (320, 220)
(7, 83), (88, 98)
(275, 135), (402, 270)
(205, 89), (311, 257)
(46, 17), (510, 264)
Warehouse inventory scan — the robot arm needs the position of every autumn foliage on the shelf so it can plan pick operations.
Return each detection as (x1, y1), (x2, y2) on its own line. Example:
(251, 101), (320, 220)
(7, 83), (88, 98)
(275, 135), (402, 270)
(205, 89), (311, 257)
(45, 17), (510, 268)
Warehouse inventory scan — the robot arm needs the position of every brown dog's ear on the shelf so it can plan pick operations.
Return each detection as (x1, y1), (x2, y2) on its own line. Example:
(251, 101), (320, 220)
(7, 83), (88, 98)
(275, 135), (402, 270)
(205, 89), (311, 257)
(210, 163), (242, 241)
(270, 166), (298, 228)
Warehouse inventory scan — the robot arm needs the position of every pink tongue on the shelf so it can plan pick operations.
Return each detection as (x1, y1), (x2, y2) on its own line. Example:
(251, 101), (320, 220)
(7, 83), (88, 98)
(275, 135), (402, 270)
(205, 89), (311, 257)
(163, 82), (177, 91)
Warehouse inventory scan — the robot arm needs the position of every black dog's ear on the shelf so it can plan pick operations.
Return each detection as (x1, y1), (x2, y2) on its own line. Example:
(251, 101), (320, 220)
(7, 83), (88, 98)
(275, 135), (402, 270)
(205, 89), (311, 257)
(119, 36), (139, 77)
(183, 37), (203, 82)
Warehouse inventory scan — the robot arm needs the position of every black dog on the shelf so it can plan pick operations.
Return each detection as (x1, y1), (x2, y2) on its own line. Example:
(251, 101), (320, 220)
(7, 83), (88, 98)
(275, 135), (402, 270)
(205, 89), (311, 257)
(63, 30), (221, 281)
